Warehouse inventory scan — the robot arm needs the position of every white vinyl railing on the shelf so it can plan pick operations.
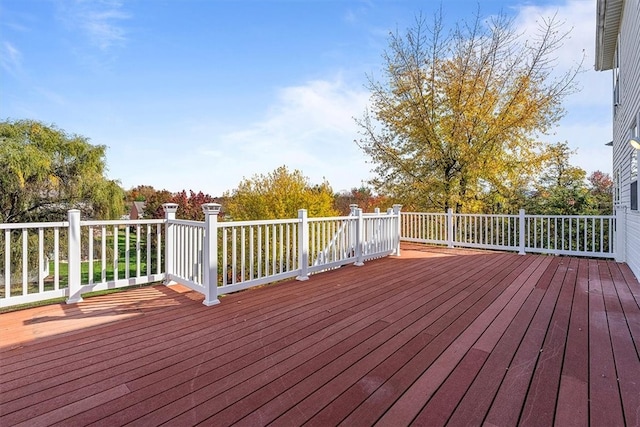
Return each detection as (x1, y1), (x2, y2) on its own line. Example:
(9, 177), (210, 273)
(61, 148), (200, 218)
(2, 204), (616, 309)
(523, 214), (615, 257)
(164, 204), (403, 305)
(218, 218), (301, 294)
(0, 211), (166, 308)
(1, 221), (68, 307)
(401, 209), (615, 258)
(1, 204), (401, 309)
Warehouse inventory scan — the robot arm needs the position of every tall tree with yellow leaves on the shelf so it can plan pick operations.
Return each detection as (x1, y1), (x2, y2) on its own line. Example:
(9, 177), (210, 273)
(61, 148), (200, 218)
(357, 9), (582, 213)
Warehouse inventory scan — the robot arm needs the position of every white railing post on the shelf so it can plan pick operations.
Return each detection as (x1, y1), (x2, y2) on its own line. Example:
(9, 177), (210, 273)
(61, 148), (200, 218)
(354, 208), (364, 266)
(66, 209), (82, 304)
(393, 204), (402, 256)
(518, 209), (526, 255)
(349, 204), (359, 216)
(614, 206), (626, 262)
(296, 209), (309, 281)
(446, 208), (454, 248)
(202, 203), (221, 306)
(163, 203), (178, 285)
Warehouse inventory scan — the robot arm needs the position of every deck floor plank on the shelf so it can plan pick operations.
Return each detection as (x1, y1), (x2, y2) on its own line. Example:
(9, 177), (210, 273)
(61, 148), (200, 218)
(408, 256), (552, 426)
(263, 254), (528, 427)
(1, 243), (639, 427)
(138, 253), (512, 426)
(554, 258), (590, 427)
(600, 260), (640, 427)
(443, 258), (560, 427)
(82, 251), (488, 426)
(518, 257), (578, 426)
(344, 254), (538, 427)
(588, 260), (626, 427)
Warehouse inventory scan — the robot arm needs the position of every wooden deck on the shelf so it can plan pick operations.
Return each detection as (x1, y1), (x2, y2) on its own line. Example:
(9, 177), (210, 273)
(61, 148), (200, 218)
(1, 243), (639, 427)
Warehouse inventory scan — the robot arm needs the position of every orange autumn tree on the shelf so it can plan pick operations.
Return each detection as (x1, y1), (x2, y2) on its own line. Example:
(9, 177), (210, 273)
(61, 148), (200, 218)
(357, 9), (582, 213)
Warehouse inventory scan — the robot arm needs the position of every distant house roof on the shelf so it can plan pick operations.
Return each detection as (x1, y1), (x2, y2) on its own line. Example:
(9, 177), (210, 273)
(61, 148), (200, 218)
(131, 201), (146, 219)
(595, 0), (624, 71)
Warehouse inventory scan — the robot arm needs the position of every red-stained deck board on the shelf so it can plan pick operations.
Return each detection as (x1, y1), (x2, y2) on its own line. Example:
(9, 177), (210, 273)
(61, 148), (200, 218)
(407, 256), (552, 426)
(600, 260), (640, 427)
(267, 253), (529, 427)
(87, 251), (500, 426)
(2, 295), (360, 422)
(588, 260), (626, 427)
(606, 261), (640, 350)
(1, 243), (639, 427)
(409, 347), (489, 426)
(337, 254), (537, 427)
(267, 256), (525, 427)
(483, 257), (568, 426)
(518, 256), (578, 426)
(442, 258), (561, 427)
(554, 257), (590, 427)
(161, 253), (517, 426)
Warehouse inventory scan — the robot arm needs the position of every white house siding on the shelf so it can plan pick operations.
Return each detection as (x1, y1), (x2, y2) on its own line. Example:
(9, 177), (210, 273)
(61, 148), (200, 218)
(611, 1), (639, 204)
(628, 212), (640, 276)
(598, 0), (640, 280)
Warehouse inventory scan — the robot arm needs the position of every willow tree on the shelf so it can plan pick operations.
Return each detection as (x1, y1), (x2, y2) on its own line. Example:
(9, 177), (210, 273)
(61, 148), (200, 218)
(0, 119), (124, 222)
(357, 10), (582, 213)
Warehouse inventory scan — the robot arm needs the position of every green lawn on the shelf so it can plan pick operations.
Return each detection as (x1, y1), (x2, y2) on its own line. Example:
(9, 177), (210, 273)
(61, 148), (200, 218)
(51, 258), (154, 286)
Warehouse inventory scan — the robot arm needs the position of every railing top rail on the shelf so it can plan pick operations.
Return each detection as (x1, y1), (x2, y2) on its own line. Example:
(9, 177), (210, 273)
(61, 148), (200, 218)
(219, 218), (301, 227)
(169, 219), (205, 227)
(308, 215), (356, 223)
(362, 213), (398, 218)
(0, 221), (68, 230)
(403, 212), (446, 215)
(81, 219), (166, 226)
(524, 214), (615, 220)
(453, 213), (519, 218)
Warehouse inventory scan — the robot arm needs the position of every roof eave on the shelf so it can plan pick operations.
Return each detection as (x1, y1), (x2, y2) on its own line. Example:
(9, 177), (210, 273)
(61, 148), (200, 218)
(595, 0), (624, 71)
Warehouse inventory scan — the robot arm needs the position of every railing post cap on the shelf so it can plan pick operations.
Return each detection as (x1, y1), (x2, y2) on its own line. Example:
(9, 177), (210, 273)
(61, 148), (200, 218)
(162, 203), (179, 213)
(201, 203), (222, 215)
(393, 204), (403, 213)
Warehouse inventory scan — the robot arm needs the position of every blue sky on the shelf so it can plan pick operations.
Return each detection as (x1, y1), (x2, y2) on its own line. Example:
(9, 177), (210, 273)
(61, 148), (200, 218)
(1, 0), (612, 196)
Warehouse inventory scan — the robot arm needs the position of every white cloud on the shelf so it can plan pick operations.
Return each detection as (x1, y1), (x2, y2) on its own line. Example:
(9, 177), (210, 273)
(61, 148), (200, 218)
(0, 41), (22, 76)
(58, 0), (130, 51)
(110, 77), (373, 195)
(216, 79), (372, 191)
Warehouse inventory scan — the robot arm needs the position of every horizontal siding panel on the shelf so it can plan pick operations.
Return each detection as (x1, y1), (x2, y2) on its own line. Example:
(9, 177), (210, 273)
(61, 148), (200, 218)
(625, 212), (640, 279)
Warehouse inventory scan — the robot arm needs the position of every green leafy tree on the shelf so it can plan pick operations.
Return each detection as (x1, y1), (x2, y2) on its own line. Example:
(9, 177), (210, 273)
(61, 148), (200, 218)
(0, 119), (124, 222)
(223, 166), (338, 220)
(527, 142), (594, 215)
(357, 9), (582, 213)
